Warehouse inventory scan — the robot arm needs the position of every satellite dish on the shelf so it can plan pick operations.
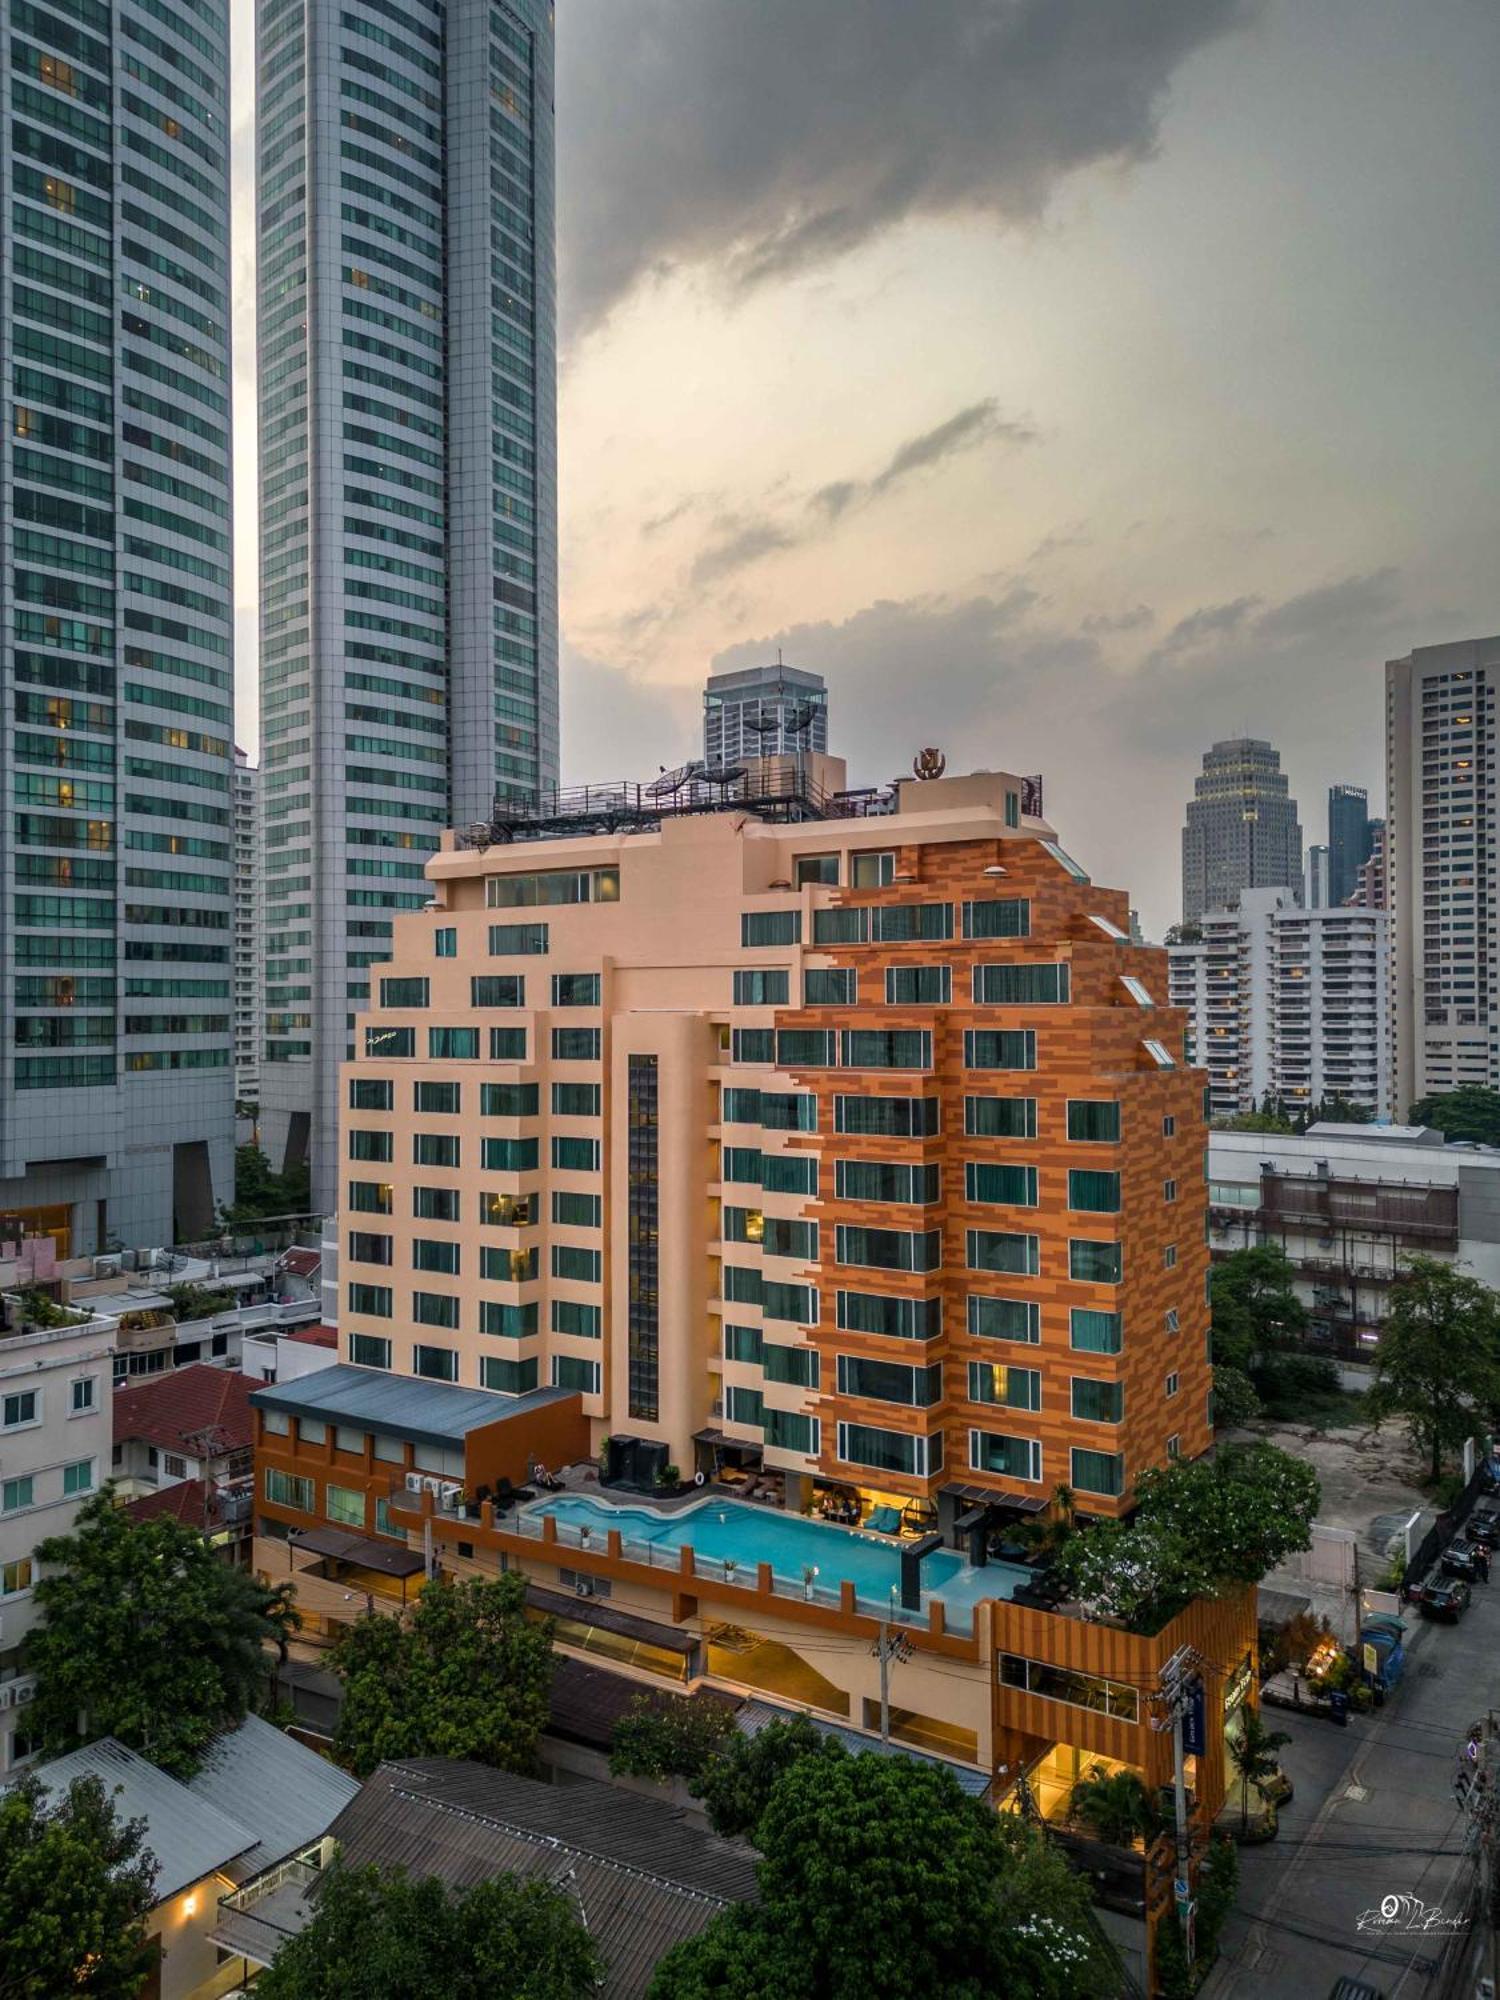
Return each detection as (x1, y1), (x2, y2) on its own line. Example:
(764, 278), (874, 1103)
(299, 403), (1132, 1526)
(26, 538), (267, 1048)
(704, 764), (746, 787)
(645, 762), (700, 799)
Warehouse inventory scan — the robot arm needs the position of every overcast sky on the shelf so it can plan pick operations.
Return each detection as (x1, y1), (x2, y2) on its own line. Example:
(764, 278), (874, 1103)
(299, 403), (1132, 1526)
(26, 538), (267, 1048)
(230, 0), (1500, 935)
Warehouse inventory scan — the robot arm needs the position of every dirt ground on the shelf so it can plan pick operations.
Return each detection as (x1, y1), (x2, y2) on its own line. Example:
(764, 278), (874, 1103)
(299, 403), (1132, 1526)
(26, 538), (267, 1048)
(1237, 1413), (1435, 1556)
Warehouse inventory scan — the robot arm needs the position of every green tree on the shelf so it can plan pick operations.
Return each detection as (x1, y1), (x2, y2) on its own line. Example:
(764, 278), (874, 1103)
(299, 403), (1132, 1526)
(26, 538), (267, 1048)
(1411, 1085), (1500, 1147)
(1366, 1255), (1500, 1480)
(649, 1752), (1116, 2000)
(1211, 1363), (1262, 1430)
(254, 1861), (603, 2000)
(609, 1692), (736, 1784)
(1067, 1769), (1161, 1848)
(1226, 1711), (1291, 1837)
(0, 1770), (159, 2000)
(27, 1490), (299, 1777)
(164, 1281), (236, 1322)
(220, 1144), (312, 1226)
(1209, 1243), (1308, 1374)
(333, 1572), (553, 1779)
(691, 1713), (844, 1838)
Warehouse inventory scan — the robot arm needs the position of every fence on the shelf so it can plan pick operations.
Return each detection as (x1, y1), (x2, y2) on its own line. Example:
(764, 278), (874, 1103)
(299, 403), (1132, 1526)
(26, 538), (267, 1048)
(1401, 1455), (1491, 1594)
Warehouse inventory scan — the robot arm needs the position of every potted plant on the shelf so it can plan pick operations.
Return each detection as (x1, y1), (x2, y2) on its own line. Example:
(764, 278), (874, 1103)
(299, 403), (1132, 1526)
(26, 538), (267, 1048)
(654, 1463), (681, 1496)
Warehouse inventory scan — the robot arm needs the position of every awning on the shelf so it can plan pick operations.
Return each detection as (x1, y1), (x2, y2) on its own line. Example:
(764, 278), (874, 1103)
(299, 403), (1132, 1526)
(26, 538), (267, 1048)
(940, 1484), (1048, 1514)
(526, 1583), (697, 1656)
(691, 1428), (761, 1454)
(289, 1525), (426, 1578)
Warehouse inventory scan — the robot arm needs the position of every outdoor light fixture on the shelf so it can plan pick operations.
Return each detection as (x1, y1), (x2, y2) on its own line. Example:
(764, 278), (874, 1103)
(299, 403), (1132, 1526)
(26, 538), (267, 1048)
(983, 864), (1008, 876)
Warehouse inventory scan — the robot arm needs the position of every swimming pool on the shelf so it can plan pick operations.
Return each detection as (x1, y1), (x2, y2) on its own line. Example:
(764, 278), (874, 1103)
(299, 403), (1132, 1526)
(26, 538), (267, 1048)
(523, 1493), (1029, 1633)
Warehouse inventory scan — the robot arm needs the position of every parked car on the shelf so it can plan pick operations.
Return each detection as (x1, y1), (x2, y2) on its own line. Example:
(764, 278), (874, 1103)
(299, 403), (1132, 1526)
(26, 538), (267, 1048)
(1419, 1577), (1472, 1622)
(1440, 1541), (1487, 1582)
(1466, 1508), (1500, 1548)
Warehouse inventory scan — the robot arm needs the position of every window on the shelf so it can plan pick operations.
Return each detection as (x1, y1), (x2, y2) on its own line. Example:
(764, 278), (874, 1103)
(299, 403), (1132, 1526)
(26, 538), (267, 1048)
(963, 897), (1030, 938)
(552, 1355), (601, 1395)
(552, 1081), (601, 1117)
(804, 967), (855, 1004)
(1162, 1115), (1177, 1137)
(434, 927), (457, 957)
(885, 965), (951, 1004)
(483, 1137), (539, 1171)
(70, 1377), (96, 1414)
(813, 907), (868, 945)
(742, 910), (801, 947)
(1069, 1170), (1121, 1213)
(973, 963), (1070, 1005)
(412, 1291), (459, 1328)
(1067, 1100), (1121, 1143)
(840, 1029), (930, 1069)
(777, 1029), (838, 1067)
(552, 1244), (602, 1283)
(1163, 1244), (1178, 1270)
(766, 1409), (820, 1455)
(1071, 1378), (1124, 1424)
(733, 1028), (775, 1064)
(350, 1077), (393, 1109)
(763, 1281), (818, 1324)
(349, 1334), (391, 1369)
(835, 1159), (939, 1204)
(764, 1343), (820, 1388)
(965, 1095), (1036, 1138)
(471, 975), (524, 1007)
(1070, 1447), (1125, 1497)
(552, 973), (600, 1006)
(414, 1187), (461, 1221)
(350, 1128), (392, 1161)
(552, 1027), (600, 1061)
(491, 1027), (527, 1060)
(413, 1344), (458, 1381)
(964, 1029), (1035, 1070)
(2, 1557), (34, 1598)
(724, 1323), (763, 1364)
(836, 1355), (942, 1406)
(794, 853), (839, 886)
(968, 1296), (1040, 1343)
(852, 850), (895, 887)
(836, 1225), (940, 1272)
(872, 903), (952, 942)
(482, 1082), (539, 1117)
(967, 1229), (1040, 1276)
(834, 1094), (938, 1136)
(763, 1216), (818, 1261)
(3, 1391), (39, 1430)
(413, 1239), (460, 1275)
(264, 1468), (313, 1511)
(762, 1091), (817, 1131)
(836, 1291), (942, 1340)
(415, 1081), (461, 1114)
(552, 1135), (601, 1172)
(836, 1422), (942, 1477)
(2, 1476), (35, 1513)
(1070, 1308), (1122, 1354)
(1143, 1038), (1176, 1068)
(734, 969), (789, 1006)
(489, 922), (548, 955)
(482, 1357), (540, 1393)
(414, 1133), (460, 1167)
(966, 1162), (1039, 1207)
(761, 1153), (818, 1196)
(552, 1300), (601, 1339)
(62, 1459), (94, 1497)
(380, 975), (428, 1007)
(350, 1231), (391, 1266)
(327, 1485), (365, 1528)
(487, 866), (617, 907)
(998, 1653), (1137, 1722)
(1164, 1179), (1178, 1203)
(553, 1190), (602, 1226)
(1069, 1240), (1122, 1284)
(347, 1282), (392, 1317)
(968, 1431), (1041, 1482)
(968, 1363), (1041, 1410)
(1167, 1433), (1181, 1461)
(1165, 1308), (1180, 1334)
(1166, 1371), (1180, 1398)
(482, 1301), (539, 1337)
(429, 1026), (478, 1060)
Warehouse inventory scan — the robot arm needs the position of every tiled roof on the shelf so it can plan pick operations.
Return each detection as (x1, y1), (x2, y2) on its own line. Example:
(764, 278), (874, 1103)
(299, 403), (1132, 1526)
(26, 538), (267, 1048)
(113, 1364), (255, 1456)
(123, 1480), (227, 1531)
(278, 1248), (321, 1279)
(287, 1324), (338, 1347)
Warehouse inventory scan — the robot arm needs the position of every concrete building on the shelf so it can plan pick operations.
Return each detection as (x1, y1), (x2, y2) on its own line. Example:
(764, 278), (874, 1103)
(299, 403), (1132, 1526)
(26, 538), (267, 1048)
(233, 750), (260, 1107)
(109, 1363), (254, 1502)
(1327, 784), (1374, 908)
(1304, 845), (1330, 909)
(1387, 637), (1500, 1111)
(1167, 888), (1392, 1121)
(1347, 819), (1387, 910)
(0, 1306), (116, 1772)
(703, 663), (829, 767)
(1180, 738), (1302, 926)
(1208, 1123), (1500, 1358)
(255, 0), (558, 1216)
(0, 0), (237, 1254)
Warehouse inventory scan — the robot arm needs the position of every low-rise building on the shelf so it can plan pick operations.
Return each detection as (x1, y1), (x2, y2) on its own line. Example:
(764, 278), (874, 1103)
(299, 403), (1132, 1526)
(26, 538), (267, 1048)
(109, 1364), (254, 1511)
(0, 1305), (114, 1774)
(1207, 1122), (1500, 1356)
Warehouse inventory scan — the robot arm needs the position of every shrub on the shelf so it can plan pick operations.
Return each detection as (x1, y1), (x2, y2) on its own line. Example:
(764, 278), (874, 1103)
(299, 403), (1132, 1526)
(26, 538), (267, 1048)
(609, 1693), (736, 1784)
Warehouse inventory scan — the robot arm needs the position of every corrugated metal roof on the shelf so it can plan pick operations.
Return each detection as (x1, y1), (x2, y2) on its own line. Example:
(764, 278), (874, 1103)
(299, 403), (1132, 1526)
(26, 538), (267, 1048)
(22, 1738), (255, 1900)
(735, 1700), (993, 1797)
(323, 1760), (757, 1999)
(249, 1364), (577, 1450)
(186, 1714), (359, 1873)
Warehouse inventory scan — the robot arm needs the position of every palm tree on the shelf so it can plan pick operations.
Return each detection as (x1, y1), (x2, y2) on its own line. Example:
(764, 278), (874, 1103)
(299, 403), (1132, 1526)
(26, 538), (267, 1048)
(1227, 1710), (1291, 1835)
(1068, 1768), (1161, 1848)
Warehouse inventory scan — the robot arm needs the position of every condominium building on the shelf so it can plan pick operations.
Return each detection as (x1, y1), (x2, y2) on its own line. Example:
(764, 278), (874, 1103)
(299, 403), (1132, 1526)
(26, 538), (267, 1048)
(0, 0), (237, 1251)
(1167, 888), (1392, 1121)
(1180, 738), (1302, 926)
(234, 750), (260, 1107)
(0, 1307), (116, 1772)
(335, 760), (1211, 1515)
(1347, 819), (1387, 911)
(255, 0), (558, 1215)
(1327, 784), (1373, 908)
(703, 663), (829, 768)
(1387, 638), (1500, 1109)
(1304, 846), (1330, 910)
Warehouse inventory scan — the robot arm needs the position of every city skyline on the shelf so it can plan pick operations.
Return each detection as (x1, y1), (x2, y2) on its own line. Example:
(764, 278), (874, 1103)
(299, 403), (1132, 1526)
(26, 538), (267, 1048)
(227, 1), (1500, 937)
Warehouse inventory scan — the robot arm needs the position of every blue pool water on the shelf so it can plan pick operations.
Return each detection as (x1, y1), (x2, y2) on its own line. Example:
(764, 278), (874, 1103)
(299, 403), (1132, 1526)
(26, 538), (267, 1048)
(525, 1493), (1030, 1631)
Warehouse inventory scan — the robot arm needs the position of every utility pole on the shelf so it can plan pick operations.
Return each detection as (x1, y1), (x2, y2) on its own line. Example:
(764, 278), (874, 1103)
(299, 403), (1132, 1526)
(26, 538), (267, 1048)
(1152, 1644), (1201, 1958)
(871, 1616), (913, 1744)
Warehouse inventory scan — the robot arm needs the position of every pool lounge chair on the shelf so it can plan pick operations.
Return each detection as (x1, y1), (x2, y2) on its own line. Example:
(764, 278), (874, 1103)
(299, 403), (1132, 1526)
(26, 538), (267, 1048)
(864, 1505), (904, 1536)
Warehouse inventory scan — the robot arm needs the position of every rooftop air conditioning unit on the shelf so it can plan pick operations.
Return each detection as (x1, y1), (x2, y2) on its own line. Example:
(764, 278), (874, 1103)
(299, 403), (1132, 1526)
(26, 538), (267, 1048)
(422, 1476), (442, 1496)
(14, 1682), (34, 1705)
(93, 1256), (121, 1280)
(574, 1578), (595, 1598)
(439, 1482), (460, 1505)
(404, 1472), (425, 1495)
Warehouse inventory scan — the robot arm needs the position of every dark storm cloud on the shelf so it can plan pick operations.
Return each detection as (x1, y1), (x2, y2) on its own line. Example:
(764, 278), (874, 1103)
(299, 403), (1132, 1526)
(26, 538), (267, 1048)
(1154, 595), (1261, 656)
(811, 400), (1034, 521)
(558, 0), (1262, 332)
(688, 516), (799, 587)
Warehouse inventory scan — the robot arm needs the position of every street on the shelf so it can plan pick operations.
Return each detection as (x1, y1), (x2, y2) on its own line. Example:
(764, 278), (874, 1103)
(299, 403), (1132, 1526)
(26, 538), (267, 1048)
(1206, 1579), (1497, 2000)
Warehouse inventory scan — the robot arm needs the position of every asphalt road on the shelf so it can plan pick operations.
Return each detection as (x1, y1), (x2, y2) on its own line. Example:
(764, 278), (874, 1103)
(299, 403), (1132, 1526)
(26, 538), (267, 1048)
(1205, 1581), (1497, 2000)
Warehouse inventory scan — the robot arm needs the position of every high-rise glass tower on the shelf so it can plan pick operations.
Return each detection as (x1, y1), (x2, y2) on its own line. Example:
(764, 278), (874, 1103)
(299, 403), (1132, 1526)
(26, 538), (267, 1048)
(0, 0), (236, 1253)
(703, 663), (829, 768)
(255, 0), (558, 1212)
(1180, 738), (1302, 926)
(1327, 783), (1373, 908)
